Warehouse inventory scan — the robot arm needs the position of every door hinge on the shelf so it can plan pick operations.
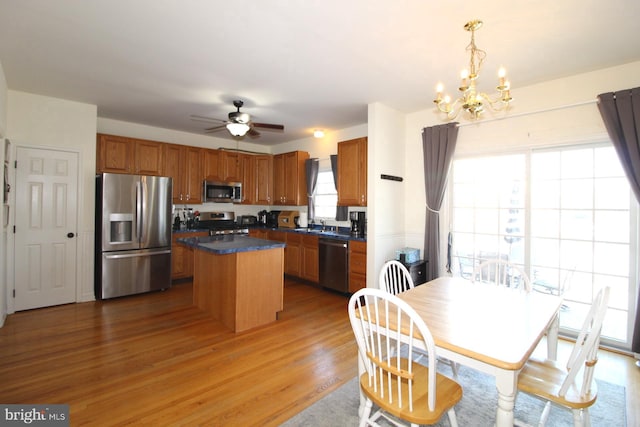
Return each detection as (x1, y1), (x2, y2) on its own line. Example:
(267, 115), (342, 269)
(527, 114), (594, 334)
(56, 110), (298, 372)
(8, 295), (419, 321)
(14, 160), (17, 169)
(13, 289), (15, 298)
(13, 225), (15, 233)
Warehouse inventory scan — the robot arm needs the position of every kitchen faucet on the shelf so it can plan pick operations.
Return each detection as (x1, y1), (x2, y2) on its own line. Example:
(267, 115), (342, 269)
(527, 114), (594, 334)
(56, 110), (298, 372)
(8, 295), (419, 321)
(320, 219), (326, 231)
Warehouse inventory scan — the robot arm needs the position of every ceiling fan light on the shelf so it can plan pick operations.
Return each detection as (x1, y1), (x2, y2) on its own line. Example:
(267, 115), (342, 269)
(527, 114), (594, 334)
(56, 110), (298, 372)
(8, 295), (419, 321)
(226, 122), (250, 136)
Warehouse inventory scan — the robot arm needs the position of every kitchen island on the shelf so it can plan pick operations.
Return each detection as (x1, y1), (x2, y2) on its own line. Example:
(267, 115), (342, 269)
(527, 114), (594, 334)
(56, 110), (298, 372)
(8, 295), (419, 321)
(177, 235), (285, 332)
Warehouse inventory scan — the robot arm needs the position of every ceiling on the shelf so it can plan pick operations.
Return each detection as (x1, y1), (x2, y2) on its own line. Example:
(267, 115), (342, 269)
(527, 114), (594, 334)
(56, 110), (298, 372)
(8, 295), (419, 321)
(1, 1), (639, 146)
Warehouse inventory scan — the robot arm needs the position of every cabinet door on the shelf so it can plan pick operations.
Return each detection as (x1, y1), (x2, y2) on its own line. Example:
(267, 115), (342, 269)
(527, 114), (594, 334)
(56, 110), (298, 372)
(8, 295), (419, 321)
(285, 233), (302, 276)
(255, 155), (273, 205)
(163, 144), (184, 204)
(338, 137), (367, 206)
(240, 154), (255, 204)
(302, 235), (319, 282)
(135, 140), (164, 176)
(273, 154), (285, 205)
(97, 134), (133, 174)
(349, 240), (367, 292)
(203, 149), (222, 181)
(222, 151), (242, 182)
(283, 152), (299, 205)
(183, 147), (203, 203)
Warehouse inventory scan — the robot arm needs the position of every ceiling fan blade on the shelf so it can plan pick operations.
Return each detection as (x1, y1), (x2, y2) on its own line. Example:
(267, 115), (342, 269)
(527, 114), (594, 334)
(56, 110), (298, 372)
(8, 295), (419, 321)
(252, 122), (284, 130)
(190, 114), (226, 123)
(204, 124), (227, 133)
(248, 128), (261, 137)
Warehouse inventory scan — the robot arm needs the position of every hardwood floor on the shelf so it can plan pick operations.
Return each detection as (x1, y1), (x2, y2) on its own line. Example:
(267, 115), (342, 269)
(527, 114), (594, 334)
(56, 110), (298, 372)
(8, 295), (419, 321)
(0, 279), (638, 426)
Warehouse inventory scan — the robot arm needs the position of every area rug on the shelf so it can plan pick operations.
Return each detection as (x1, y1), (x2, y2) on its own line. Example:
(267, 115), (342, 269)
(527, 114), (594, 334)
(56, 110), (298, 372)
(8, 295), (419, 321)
(281, 365), (626, 426)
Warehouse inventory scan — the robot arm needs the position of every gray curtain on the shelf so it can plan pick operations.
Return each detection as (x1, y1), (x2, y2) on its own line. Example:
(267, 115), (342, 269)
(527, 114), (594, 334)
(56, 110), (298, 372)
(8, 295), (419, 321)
(330, 154), (348, 221)
(305, 158), (319, 220)
(597, 87), (640, 354)
(422, 123), (458, 281)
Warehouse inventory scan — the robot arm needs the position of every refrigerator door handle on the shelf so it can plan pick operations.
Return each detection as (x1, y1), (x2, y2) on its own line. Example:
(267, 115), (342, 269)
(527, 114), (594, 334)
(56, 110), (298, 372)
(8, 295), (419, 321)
(136, 181), (143, 241)
(104, 249), (171, 260)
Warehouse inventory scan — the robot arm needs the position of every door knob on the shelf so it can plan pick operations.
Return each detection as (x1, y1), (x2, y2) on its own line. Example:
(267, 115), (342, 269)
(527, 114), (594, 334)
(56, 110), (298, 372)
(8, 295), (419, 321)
(67, 232), (75, 238)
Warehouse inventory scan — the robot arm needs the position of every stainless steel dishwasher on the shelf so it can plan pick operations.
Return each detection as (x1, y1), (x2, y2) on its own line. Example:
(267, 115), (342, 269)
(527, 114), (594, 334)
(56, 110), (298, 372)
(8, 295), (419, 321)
(319, 237), (349, 293)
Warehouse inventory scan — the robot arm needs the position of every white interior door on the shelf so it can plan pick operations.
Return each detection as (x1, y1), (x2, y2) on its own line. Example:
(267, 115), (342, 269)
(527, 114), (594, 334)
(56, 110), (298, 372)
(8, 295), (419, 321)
(14, 147), (78, 311)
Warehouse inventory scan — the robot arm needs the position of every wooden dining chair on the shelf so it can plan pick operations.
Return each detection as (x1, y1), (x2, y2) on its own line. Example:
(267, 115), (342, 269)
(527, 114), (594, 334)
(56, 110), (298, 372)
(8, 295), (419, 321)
(378, 260), (416, 294)
(472, 258), (532, 292)
(515, 286), (610, 427)
(348, 288), (462, 427)
(378, 260), (459, 378)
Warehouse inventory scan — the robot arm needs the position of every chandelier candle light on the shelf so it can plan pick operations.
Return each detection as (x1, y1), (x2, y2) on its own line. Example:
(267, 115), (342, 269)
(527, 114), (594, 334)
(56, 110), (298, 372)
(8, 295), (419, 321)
(434, 20), (512, 120)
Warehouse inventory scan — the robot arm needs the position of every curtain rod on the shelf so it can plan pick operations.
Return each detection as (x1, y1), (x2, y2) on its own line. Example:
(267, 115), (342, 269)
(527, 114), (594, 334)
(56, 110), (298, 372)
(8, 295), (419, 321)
(457, 99), (598, 127)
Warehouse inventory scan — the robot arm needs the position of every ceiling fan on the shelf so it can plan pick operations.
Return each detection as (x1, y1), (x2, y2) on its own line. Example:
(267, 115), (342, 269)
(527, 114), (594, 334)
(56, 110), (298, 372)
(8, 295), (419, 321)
(191, 100), (284, 137)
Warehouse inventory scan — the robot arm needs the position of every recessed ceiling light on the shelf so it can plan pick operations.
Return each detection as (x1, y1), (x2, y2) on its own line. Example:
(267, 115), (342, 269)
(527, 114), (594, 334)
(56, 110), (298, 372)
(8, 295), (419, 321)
(314, 129), (325, 138)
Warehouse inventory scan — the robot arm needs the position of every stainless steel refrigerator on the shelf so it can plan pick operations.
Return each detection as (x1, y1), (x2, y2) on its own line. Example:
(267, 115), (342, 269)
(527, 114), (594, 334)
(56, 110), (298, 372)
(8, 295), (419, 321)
(95, 173), (172, 299)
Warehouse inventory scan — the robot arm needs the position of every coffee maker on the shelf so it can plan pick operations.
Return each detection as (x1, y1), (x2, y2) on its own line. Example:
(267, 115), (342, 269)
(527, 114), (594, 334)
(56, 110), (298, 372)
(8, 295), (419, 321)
(350, 211), (366, 237)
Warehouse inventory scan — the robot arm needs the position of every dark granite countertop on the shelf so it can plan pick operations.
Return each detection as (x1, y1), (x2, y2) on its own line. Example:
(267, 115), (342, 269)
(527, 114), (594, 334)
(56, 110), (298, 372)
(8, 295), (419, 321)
(250, 225), (366, 242)
(176, 234), (285, 255)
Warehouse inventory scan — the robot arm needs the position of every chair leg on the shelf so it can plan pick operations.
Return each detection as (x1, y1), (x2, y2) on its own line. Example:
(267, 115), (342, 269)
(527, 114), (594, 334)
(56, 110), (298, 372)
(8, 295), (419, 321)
(450, 361), (459, 379)
(538, 401), (551, 427)
(447, 408), (459, 427)
(571, 408), (586, 427)
(359, 398), (373, 427)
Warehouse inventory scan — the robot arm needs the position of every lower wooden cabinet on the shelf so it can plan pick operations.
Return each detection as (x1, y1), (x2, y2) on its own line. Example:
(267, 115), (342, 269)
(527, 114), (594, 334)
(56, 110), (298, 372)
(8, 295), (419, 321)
(349, 240), (367, 293)
(171, 231), (208, 280)
(301, 234), (319, 282)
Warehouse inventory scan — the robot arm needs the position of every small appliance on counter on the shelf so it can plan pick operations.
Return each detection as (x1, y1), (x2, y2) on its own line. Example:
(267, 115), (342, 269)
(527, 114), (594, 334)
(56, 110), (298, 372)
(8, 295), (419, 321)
(266, 210), (281, 228)
(278, 210), (299, 229)
(350, 211), (366, 237)
(237, 215), (257, 227)
(298, 211), (308, 228)
(257, 210), (268, 226)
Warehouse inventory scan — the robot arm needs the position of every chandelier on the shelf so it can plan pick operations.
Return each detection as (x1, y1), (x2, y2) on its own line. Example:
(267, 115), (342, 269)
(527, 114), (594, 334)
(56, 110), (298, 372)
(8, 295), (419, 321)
(434, 20), (512, 120)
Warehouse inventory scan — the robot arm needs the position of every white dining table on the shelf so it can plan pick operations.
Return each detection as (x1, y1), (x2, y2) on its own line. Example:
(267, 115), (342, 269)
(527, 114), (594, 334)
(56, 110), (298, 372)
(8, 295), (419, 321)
(358, 276), (563, 427)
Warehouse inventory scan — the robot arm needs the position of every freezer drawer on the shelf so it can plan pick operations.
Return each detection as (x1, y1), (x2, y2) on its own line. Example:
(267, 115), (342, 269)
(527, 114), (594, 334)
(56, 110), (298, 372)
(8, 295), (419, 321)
(97, 248), (171, 299)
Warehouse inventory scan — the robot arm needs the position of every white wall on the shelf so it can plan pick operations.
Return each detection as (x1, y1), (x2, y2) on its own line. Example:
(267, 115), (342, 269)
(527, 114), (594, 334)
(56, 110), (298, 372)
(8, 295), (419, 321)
(404, 61), (640, 277)
(367, 102), (406, 288)
(7, 90), (97, 305)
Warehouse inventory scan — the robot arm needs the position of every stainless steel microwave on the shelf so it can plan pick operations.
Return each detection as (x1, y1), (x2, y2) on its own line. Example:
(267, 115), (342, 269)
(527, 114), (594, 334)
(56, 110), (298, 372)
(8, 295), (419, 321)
(203, 181), (242, 203)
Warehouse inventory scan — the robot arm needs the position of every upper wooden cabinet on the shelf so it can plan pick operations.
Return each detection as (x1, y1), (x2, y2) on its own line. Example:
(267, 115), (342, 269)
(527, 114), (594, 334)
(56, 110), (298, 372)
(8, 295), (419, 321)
(202, 149), (223, 181)
(134, 139), (164, 175)
(97, 134), (162, 176)
(163, 144), (202, 204)
(240, 154), (255, 204)
(255, 154), (273, 205)
(97, 134), (133, 174)
(337, 137), (367, 206)
(273, 151), (309, 206)
(221, 150), (242, 182)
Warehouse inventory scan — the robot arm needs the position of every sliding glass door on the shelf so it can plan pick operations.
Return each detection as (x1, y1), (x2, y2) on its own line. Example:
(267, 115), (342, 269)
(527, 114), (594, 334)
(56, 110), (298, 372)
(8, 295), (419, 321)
(449, 143), (638, 349)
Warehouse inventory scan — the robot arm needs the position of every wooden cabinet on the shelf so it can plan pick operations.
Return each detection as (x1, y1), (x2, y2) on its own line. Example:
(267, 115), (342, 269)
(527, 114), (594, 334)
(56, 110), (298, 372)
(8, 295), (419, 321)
(255, 154), (273, 205)
(337, 137), (367, 206)
(203, 149), (223, 181)
(134, 139), (163, 175)
(284, 233), (302, 277)
(163, 144), (203, 204)
(273, 151), (309, 205)
(349, 240), (367, 293)
(221, 151), (242, 182)
(301, 234), (319, 282)
(239, 154), (255, 204)
(171, 231), (208, 280)
(97, 134), (133, 174)
(97, 134), (164, 175)
(249, 228), (269, 239)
